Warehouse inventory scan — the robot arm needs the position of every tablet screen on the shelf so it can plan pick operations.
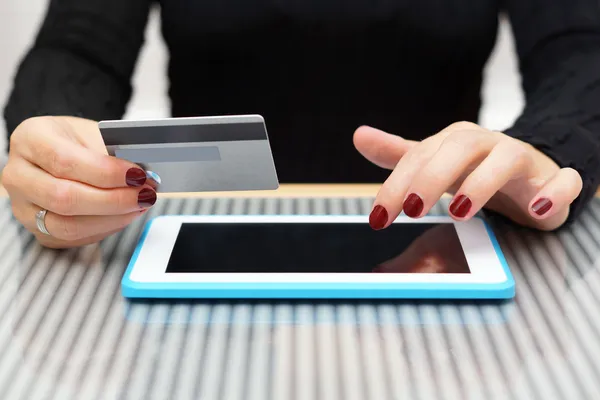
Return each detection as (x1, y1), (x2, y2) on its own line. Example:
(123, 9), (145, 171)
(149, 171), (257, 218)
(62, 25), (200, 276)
(165, 222), (470, 274)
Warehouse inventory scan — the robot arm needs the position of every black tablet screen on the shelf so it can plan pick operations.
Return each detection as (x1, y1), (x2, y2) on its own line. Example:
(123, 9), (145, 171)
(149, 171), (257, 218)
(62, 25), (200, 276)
(165, 222), (471, 274)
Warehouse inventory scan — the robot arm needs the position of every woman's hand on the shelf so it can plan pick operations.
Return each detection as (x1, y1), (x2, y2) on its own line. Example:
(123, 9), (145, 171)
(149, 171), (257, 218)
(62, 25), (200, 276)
(354, 121), (583, 231)
(1, 116), (157, 248)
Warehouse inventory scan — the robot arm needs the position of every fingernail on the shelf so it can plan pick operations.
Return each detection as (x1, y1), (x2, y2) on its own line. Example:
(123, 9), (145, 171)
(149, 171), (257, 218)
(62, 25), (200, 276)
(449, 194), (472, 218)
(146, 170), (161, 190)
(126, 168), (147, 187)
(403, 193), (424, 218)
(532, 197), (552, 216)
(369, 205), (388, 230)
(138, 188), (157, 208)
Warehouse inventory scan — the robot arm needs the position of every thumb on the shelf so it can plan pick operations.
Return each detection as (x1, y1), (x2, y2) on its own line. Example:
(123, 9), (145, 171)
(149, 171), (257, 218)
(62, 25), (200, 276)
(353, 125), (417, 170)
(54, 116), (109, 154)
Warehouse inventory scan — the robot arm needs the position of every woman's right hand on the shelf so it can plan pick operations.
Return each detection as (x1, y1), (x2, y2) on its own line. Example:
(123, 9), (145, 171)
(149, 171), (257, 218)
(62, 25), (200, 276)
(1, 116), (157, 249)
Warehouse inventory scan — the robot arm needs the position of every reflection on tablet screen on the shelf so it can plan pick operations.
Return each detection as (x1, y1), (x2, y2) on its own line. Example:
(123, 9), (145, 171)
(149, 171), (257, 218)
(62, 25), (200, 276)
(165, 222), (470, 274)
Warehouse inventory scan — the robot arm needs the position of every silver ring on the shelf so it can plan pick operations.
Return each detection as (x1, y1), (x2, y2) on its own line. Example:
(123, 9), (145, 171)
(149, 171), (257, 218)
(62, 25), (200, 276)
(35, 209), (51, 235)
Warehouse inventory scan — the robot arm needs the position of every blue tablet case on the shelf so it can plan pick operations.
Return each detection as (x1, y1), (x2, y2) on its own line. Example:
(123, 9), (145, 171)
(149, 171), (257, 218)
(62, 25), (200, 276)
(121, 217), (515, 299)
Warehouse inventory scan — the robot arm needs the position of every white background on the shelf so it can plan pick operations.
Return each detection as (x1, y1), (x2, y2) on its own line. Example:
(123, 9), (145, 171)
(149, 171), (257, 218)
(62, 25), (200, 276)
(0, 1), (525, 167)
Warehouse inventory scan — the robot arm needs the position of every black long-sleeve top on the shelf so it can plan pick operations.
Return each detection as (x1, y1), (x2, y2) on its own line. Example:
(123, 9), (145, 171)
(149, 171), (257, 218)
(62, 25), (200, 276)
(4, 0), (600, 222)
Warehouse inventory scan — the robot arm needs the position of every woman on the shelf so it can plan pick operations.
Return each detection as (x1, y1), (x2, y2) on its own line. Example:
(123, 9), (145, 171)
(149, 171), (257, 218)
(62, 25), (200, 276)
(2, 0), (599, 249)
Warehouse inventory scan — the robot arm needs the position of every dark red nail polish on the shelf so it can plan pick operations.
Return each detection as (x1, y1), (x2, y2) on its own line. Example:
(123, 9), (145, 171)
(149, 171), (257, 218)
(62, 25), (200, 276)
(403, 193), (424, 218)
(449, 195), (472, 218)
(138, 188), (157, 208)
(126, 168), (147, 187)
(369, 205), (388, 230)
(532, 198), (552, 216)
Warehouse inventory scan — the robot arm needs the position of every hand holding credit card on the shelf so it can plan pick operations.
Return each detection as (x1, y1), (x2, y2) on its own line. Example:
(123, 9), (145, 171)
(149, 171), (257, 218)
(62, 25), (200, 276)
(99, 115), (279, 193)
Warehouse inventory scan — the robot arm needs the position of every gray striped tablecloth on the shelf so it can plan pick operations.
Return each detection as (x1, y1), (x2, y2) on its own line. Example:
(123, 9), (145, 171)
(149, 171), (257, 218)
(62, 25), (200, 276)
(0, 196), (599, 400)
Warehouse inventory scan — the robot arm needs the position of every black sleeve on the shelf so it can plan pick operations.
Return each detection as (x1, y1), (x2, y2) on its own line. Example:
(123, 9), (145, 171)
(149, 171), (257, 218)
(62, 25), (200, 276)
(3, 0), (152, 140)
(502, 0), (600, 223)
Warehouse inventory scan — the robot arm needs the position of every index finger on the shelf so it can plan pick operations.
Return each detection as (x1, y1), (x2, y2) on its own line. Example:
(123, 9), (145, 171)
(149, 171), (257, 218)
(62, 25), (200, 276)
(353, 126), (417, 170)
(21, 128), (147, 189)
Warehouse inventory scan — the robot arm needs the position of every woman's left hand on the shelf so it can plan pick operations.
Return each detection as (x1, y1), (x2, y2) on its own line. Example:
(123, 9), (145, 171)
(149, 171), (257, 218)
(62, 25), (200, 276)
(353, 121), (583, 231)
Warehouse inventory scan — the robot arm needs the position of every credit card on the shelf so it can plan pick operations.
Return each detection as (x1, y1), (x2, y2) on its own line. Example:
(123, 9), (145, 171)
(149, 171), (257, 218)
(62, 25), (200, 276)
(99, 114), (279, 193)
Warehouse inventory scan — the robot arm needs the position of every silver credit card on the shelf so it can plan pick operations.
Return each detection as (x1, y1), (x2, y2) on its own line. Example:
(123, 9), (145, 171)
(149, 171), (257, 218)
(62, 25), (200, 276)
(99, 114), (279, 193)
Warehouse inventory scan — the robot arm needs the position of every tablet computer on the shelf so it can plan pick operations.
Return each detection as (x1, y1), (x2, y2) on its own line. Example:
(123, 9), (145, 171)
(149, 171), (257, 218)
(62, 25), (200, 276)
(121, 215), (515, 299)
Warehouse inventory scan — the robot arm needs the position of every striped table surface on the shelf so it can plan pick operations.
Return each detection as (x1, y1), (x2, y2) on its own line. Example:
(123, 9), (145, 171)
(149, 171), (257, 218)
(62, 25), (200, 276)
(0, 195), (599, 400)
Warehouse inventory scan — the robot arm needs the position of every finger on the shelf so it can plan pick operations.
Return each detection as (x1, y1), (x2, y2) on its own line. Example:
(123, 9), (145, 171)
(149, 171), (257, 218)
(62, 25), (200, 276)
(353, 125), (417, 169)
(367, 122), (496, 229)
(43, 211), (144, 242)
(371, 129), (494, 227)
(528, 167), (583, 221)
(16, 119), (147, 189)
(400, 130), (499, 218)
(145, 170), (162, 190)
(355, 122), (482, 172)
(36, 226), (128, 249)
(368, 141), (440, 229)
(57, 116), (110, 152)
(14, 201), (144, 242)
(6, 158), (156, 216)
(448, 138), (532, 220)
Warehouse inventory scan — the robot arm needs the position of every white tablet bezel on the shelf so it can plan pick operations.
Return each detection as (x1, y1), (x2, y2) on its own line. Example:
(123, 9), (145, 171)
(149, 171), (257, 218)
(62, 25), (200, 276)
(129, 215), (508, 284)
